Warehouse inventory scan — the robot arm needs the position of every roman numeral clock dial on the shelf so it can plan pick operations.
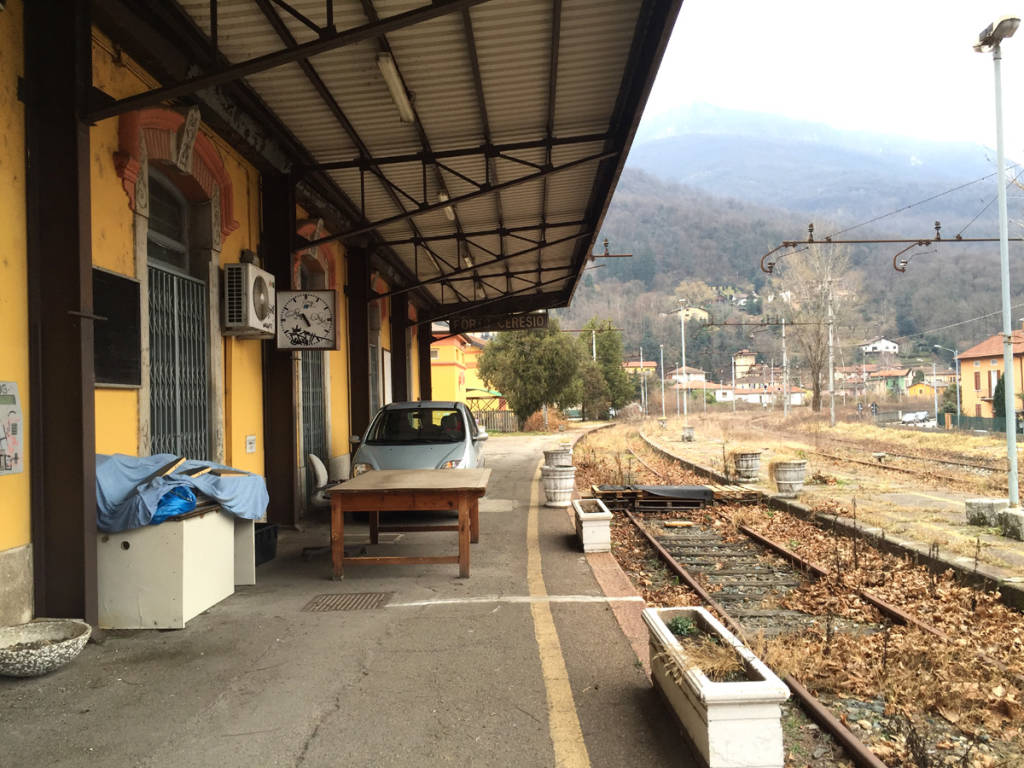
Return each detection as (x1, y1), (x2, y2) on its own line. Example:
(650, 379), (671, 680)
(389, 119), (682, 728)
(275, 290), (338, 350)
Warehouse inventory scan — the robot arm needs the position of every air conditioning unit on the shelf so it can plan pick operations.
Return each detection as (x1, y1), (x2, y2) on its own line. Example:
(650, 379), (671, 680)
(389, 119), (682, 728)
(223, 263), (276, 338)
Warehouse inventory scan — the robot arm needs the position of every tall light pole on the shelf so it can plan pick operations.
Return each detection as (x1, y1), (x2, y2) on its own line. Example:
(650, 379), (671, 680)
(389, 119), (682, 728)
(782, 318), (789, 419)
(827, 279), (836, 427)
(976, 15), (1021, 507)
(934, 344), (961, 429)
(659, 344), (666, 419)
(639, 346), (646, 415)
(932, 360), (938, 425)
(679, 302), (688, 424)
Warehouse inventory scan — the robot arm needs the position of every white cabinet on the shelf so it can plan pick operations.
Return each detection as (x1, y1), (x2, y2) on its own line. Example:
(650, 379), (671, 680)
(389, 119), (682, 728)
(97, 509), (254, 629)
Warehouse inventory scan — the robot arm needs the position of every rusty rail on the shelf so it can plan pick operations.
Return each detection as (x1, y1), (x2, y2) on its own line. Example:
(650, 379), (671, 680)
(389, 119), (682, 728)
(622, 507), (888, 768)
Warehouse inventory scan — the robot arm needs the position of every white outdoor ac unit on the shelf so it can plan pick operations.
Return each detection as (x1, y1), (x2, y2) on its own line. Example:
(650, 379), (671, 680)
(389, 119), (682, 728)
(223, 262), (276, 338)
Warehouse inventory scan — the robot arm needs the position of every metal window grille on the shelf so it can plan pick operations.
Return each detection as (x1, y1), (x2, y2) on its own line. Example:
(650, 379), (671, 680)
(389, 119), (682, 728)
(149, 266), (210, 459)
(301, 350), (328, 493)
(368, 343), (380, 414)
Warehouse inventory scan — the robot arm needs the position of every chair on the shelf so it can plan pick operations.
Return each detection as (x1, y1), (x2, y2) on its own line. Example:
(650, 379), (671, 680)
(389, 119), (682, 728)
(301, 454), (332, 561)
(307, 453), (331, 511)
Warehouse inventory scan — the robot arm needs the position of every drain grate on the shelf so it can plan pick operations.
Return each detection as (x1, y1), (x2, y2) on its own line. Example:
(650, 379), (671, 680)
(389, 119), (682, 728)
(302, 592), (393, 612)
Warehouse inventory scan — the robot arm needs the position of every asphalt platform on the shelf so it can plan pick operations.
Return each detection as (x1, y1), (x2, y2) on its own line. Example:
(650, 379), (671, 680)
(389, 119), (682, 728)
(1, 431), (695, 768)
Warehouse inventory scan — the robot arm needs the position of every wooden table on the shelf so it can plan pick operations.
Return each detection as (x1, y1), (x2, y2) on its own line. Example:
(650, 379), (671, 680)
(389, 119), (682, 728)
(326, 468), (491, 580)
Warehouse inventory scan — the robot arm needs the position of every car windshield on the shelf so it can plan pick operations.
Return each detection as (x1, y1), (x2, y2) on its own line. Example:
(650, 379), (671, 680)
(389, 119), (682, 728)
(365, 408), (465, 445)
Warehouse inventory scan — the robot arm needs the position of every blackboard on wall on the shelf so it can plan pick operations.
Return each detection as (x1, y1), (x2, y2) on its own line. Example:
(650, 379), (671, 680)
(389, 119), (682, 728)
(93, 268), (141, 387)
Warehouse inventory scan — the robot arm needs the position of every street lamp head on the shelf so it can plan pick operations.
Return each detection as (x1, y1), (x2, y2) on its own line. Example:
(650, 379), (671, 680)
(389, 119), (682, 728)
(975, 16), (1020, 52)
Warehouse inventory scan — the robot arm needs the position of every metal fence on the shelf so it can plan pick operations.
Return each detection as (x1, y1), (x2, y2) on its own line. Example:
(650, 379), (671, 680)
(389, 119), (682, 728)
(872, 410), (902, 424)
(473, 410), (521, 433)
(957, 415), (1023, 433)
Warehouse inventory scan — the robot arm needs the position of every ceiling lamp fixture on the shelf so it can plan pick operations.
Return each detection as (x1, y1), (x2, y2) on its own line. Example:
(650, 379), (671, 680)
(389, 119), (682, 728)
(438, 192), (456, 221)
(377, 52), (415, 123)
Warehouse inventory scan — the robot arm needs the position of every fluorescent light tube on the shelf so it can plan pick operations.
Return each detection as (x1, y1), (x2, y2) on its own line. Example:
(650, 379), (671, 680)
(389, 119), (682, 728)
(377, 52), (415, 123)
(438, 192), (456, 221)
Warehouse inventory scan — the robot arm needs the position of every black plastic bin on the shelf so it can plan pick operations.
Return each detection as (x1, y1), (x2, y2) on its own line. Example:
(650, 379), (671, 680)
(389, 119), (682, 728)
(254, 523), (278, 566)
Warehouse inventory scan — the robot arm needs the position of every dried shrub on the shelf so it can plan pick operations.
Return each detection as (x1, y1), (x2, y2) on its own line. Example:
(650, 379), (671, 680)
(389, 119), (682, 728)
(522, 408), (568, 432)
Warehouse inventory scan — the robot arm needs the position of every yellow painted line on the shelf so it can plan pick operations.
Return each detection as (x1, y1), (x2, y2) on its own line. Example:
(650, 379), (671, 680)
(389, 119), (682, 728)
(902, 492), (961, 505)
(527, 464), (591, 768)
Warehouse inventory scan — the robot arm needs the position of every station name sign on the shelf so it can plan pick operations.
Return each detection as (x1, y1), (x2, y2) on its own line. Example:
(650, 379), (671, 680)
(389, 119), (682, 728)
(449, 312), (549, 333)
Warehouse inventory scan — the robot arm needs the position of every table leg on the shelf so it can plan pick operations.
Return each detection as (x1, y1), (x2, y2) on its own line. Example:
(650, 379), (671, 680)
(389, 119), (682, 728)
(470, 497), (479, 544)
(458, 494), (470, 578)
(369, 510), (379, 545)
(331, 494), (344, 581)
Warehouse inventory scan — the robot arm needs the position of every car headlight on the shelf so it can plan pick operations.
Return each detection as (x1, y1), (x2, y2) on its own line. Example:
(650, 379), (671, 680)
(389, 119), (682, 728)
(352, 462), (374, 477)
(438, 459), (463, 469)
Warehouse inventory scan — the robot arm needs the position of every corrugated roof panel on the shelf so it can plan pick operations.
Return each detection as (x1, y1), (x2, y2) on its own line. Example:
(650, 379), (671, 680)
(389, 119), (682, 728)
(170, 0), (677, 311)
(469, 1), (552, 144)
(554, 0), (644, 135)
(311, 43), (424, 157)
(384, 11), (484, 150)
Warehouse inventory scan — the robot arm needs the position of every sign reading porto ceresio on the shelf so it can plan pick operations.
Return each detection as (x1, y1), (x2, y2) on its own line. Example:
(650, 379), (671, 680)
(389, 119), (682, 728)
(449, 312), (549, 333)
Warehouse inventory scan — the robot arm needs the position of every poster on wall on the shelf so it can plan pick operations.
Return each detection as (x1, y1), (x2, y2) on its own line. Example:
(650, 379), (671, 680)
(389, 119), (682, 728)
(0, 382), (24, 475)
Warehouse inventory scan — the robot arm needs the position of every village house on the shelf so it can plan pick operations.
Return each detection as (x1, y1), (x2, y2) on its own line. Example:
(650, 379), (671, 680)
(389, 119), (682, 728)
(907, 381), (946, 400)
(732, 349), (757, 379)
(667, 365), (707, 384)
(622, 360), (658, 378)
(957, 330), (1024, 418)
(859, 336), (900, 355)
(867, 368), (913, 398)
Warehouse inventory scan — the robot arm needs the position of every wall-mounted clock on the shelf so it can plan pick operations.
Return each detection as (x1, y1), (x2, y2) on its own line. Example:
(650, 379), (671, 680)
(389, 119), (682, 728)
(276, 290), (339, 350)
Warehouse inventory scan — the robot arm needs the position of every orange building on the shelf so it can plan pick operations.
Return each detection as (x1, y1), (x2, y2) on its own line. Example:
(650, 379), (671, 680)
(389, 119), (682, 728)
(958, 331), (1024, 418)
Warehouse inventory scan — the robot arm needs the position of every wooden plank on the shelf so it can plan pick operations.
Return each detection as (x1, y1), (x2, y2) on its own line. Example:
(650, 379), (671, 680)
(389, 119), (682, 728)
(333, 468), (490, 493)
(209, 468), (248, 477)
(378, 524), (458, 533)
(184, 465), (212, 477)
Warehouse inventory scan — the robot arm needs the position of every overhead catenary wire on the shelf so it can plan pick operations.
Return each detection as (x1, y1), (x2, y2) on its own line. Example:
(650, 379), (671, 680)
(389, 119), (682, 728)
(888, 302), (1024, 343)
(826, 167), (1008, 240)
(955, 164), (1024, 238)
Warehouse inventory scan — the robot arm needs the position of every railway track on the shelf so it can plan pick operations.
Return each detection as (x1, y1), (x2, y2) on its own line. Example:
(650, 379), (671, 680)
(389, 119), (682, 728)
(605, 437), (1024, 767)
(743, 425), (1004, 476)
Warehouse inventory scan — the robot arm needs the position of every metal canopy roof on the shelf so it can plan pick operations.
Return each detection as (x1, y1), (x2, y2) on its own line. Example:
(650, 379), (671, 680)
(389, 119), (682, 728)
(92, 0), (681, 318)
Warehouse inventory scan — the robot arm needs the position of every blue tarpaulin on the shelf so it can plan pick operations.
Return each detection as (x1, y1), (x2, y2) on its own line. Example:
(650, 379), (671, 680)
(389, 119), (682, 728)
(96, 453), (270, 533)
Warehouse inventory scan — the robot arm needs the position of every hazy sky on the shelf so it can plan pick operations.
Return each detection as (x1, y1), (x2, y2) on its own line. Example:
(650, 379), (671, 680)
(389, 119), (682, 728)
(644, 1), (1024, 148)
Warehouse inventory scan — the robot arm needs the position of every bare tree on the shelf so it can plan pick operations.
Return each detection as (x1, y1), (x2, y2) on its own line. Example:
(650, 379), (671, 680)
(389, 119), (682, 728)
(768, 244), (857, 412)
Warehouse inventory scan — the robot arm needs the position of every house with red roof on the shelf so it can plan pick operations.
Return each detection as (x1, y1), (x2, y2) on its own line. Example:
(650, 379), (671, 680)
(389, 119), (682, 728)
(957, 330), (1024, 418)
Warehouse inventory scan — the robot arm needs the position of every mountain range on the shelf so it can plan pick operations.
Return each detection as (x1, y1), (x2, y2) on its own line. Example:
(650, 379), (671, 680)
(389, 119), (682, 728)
(557, 104), (1024, 370)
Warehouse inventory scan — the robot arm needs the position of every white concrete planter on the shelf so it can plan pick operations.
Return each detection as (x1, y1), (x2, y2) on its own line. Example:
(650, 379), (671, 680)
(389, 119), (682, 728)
(543, 447), (573, 467)
(541, 464), (576, 507)
(571, 498), (613, 552)
(642, 606), (789, 768)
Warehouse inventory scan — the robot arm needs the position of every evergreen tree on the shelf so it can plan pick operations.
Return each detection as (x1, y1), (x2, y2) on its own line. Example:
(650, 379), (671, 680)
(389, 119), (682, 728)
(477, 317), (582, 423)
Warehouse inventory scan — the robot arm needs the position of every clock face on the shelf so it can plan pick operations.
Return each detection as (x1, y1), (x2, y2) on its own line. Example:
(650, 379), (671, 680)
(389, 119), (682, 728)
(276, 290), (338, 350)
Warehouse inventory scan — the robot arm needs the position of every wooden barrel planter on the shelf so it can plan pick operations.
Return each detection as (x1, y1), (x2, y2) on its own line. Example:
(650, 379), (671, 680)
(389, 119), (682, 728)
(733, 451), (761, 482)
(771, 460), (807, 499)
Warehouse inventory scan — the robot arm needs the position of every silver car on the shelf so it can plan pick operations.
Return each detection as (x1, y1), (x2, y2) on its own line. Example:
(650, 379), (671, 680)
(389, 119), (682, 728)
(350, 401), (488, 477)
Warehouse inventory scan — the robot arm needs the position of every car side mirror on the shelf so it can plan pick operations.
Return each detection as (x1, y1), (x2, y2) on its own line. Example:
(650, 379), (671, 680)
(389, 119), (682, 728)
(350, 434), (361, 444)
(475, 430), (488, 442)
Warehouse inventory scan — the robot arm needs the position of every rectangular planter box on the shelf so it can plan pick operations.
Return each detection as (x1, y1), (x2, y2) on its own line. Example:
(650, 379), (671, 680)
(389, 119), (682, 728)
(642, 606), (789, 768)
(571, 498), (613, 552)
(97, 509), (254, 629)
